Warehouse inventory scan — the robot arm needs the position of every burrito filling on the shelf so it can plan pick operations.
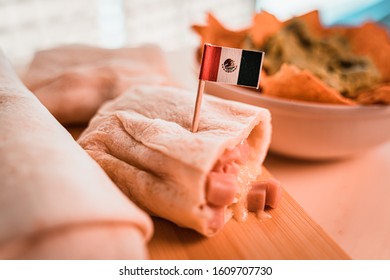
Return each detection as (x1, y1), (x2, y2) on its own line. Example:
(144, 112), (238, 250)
(206, 139), (281, 227)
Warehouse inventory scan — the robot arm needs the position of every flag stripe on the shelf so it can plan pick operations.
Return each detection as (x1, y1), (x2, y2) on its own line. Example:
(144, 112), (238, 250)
(237, 50), (264, 88)
(199, 45), (221, 81)
(216, 47), (242, 85)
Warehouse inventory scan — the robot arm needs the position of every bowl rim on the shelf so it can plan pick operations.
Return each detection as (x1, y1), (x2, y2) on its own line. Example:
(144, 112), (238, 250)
(205, 82), (390, 119)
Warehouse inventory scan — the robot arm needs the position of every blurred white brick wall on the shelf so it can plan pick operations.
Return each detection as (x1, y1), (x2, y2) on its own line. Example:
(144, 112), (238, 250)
(0, 0), (256, 66)
(0, 0), (99, 65)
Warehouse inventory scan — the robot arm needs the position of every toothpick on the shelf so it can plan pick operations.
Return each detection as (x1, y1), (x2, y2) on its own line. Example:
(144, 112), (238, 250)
(191, 79), (205, 133)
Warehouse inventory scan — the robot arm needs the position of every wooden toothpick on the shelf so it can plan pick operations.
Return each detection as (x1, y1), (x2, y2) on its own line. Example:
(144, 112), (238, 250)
(191, 79), (205, 133)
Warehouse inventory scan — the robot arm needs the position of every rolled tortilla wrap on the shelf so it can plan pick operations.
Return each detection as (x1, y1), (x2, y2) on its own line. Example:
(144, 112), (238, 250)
(22, 44), (174, 125)
(78, 85), (281, 236)
(0, 51), (153, 259)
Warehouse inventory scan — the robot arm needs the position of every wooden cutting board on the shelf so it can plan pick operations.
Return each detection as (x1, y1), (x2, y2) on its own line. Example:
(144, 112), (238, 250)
(68, 128), (349, 260)
(148, 168), (350, 260)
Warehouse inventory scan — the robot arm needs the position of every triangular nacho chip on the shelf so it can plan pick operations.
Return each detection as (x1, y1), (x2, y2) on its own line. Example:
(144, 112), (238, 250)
(345, 22), (390, 82)
(249, 11), (283, 48)
(262, 64), (356, 105)
(192, 13), (248, 60)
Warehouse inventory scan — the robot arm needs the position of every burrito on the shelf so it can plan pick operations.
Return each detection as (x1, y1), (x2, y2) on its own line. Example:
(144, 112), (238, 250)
(0, 51), (153, 259)
(78, 85), (282, 236)
(22, 44), (174, 125)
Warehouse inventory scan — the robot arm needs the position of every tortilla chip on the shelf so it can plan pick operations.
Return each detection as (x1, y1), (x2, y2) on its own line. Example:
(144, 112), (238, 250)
(356, 84), (390, 105)
(289, 10), (326, 37)
(262, 64), (356, 105)
(249, 11), (283, 48)
(191, 13), (248, 60)
(345, 22), (390, 83)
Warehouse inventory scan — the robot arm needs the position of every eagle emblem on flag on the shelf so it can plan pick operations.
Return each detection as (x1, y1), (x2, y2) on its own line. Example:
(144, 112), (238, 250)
(222, 58), (237, 73)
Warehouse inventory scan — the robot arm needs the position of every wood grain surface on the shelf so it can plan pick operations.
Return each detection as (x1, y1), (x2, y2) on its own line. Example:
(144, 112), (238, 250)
(148, 169), (350, 260)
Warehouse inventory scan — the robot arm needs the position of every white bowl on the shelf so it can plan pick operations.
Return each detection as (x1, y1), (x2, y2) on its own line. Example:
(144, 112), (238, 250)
(204, 82), (390, 160)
